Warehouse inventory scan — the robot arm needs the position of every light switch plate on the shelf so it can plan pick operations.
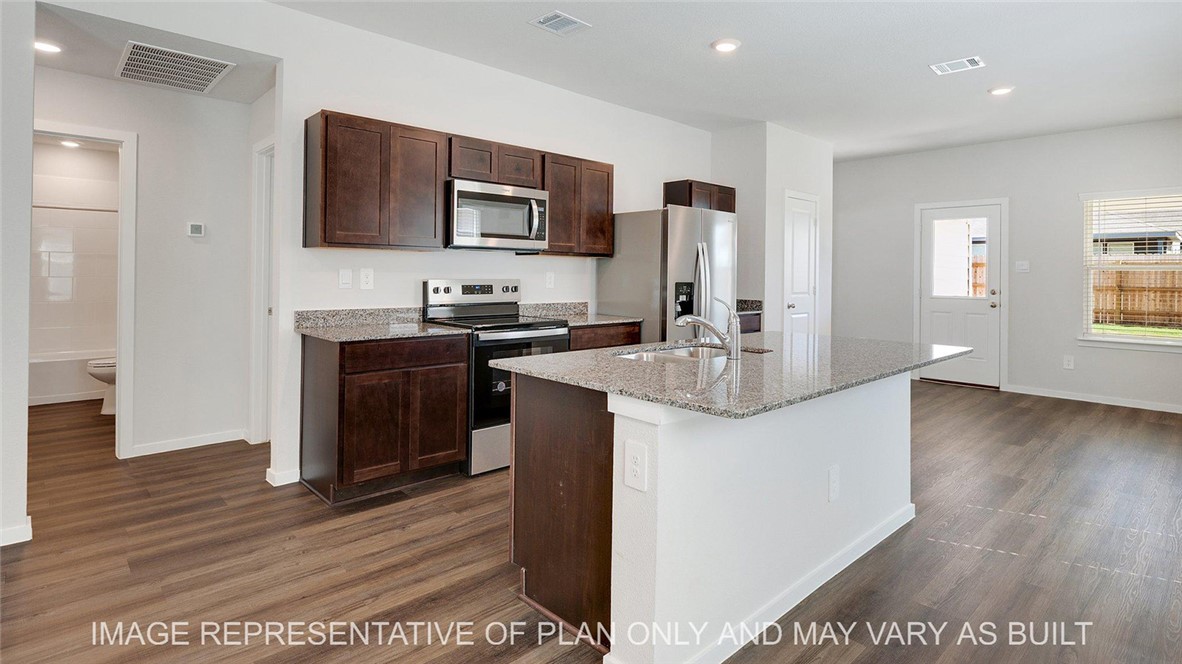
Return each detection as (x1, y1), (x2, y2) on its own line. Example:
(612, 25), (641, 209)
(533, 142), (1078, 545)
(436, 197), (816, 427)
(1063, 355), (1074, 370)
(624, 439), (648, 492)
(338, 268), (352, 289)
(1015, 260), (1030, 273)
(359, 268), (374, 290)
(545, 272), (555, 289)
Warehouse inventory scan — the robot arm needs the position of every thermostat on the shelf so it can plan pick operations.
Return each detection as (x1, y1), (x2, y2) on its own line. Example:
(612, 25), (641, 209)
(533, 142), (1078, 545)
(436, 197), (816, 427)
(187, 222), (206, 238)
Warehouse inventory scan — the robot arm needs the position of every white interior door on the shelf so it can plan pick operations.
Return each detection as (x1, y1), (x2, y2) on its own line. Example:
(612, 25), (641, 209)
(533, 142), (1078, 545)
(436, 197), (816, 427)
(784, 194), (818, 335)
(919, 204), (1001, 386)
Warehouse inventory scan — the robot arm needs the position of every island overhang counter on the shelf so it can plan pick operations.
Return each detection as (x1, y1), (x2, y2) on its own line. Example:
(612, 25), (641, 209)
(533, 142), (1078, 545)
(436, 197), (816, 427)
(491, 332), (969, 664)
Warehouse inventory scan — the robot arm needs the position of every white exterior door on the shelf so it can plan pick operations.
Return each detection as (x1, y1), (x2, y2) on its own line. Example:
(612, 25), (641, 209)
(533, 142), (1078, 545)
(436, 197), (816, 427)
(919, 204), (1001, 386)
(784, 194), (818, 335)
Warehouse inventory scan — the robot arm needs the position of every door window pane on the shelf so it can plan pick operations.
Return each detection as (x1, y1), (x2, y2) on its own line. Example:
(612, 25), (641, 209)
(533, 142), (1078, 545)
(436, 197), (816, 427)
(931, 218), (987, 297)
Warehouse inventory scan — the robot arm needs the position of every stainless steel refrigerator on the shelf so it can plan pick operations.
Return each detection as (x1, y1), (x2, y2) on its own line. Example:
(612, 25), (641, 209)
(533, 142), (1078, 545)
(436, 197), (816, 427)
(597, 205), (737, 343)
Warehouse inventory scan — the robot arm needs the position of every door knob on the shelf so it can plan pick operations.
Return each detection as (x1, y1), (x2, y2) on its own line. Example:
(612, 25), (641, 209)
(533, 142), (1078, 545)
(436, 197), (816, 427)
(786, 303), (797, 309)
(990, 302), (998, 308)
(990, 289), (998, 295)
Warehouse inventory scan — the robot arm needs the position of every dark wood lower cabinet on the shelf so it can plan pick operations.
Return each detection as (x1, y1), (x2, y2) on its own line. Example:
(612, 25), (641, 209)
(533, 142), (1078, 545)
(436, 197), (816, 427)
(301, 334), (469, 505)
(569, 322), (641, 351)
(738, 312), (762, 333)
(511, 374), (613, 653)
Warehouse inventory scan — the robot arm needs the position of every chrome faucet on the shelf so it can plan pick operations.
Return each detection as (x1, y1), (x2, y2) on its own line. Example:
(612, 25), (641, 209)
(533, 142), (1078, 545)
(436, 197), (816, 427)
(675, 297), (742, 361)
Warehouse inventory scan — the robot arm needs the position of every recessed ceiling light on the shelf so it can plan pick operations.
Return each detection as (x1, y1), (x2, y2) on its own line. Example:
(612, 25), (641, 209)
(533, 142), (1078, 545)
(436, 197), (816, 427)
(60, 140), (81, 148)
(34, 42), (62, 53)
(989, 86), (1015, 96)
(711, 38), (741, 53)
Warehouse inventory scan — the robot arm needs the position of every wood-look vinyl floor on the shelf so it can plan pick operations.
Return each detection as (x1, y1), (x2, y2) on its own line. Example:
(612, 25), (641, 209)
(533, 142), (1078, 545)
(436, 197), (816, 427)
(3, 383), (1181, 663)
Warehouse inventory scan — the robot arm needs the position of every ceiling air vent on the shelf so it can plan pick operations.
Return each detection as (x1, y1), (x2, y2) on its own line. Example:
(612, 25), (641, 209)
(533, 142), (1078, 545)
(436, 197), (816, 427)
(116, 41), (235, 93)
(530, 10), (591, 36)
(929, 56), (985, 76)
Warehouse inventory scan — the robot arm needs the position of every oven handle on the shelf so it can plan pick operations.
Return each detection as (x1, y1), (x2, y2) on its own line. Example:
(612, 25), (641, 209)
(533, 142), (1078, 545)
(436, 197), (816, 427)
(476, 327), (570, 342)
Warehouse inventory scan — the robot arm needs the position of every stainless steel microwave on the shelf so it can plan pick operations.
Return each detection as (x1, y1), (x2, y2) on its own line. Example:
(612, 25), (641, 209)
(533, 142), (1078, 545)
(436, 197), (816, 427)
(449, 179), (549, 252)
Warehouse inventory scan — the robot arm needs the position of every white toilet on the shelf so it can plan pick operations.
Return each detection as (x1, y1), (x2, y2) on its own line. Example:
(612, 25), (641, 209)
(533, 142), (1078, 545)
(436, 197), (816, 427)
(86, 358), (117, 415)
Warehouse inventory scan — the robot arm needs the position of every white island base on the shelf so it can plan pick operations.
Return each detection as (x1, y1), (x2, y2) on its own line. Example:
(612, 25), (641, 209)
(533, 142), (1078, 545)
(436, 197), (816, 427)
(605, 373), (914, 664)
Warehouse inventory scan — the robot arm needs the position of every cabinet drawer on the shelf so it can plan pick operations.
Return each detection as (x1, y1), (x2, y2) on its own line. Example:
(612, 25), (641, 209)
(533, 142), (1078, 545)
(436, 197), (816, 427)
(569, 323), (641, 351)
(344, 336), (468, 374)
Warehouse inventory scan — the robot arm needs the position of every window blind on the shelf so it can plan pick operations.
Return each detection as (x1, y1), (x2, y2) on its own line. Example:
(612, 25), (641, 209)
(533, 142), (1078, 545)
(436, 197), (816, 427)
(1083, 194), (1182, 340)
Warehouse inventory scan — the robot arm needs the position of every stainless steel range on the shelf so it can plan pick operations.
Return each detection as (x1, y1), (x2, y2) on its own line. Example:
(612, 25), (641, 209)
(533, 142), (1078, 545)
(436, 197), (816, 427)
(423, 279), (569, 475)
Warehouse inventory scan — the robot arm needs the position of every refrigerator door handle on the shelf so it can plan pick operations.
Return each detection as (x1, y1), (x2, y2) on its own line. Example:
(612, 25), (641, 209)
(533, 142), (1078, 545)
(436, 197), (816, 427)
(701, 242), (712, 323)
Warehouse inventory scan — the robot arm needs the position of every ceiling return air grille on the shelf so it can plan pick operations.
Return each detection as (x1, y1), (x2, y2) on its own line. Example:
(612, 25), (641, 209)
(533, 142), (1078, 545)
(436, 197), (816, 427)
(116, 41), (235, 93)
(530, 10), (591, 36)
(929, 56), (985, 75)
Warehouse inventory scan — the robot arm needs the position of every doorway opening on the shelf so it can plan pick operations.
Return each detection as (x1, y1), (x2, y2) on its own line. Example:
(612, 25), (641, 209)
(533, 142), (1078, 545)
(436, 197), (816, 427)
(914, 200), (1009, 388)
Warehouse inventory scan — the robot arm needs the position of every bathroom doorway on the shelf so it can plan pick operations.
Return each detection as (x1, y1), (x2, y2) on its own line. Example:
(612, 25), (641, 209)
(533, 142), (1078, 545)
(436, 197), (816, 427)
(30, 121), (138, 457)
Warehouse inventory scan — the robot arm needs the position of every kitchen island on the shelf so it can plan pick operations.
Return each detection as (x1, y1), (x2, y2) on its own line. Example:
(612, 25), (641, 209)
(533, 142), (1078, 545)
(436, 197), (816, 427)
(491, 332), (969, 664)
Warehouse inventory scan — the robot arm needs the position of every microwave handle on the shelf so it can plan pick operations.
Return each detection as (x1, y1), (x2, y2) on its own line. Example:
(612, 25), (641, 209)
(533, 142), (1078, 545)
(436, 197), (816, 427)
(529, 199), (540, 239)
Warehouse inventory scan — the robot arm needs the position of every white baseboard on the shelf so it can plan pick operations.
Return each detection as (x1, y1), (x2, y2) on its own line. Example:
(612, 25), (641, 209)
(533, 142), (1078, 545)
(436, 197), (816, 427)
(128, 429), (248, 457)
(28, 390), (105, 406)
(1003, 384), (1182, 415)
(1, 516), (33, 546)
(266, 467), (300, 486)
(682, 503), (916, 664)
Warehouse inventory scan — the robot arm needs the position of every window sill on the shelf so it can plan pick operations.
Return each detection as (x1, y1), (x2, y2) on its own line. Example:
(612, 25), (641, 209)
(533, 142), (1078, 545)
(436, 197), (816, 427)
(1077, 335), (1182, 354)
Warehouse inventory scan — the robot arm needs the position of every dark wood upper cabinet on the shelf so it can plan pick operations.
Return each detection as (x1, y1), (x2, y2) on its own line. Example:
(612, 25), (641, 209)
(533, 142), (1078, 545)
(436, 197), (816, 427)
(450, 136), (542, 189)
(543, 155), (614, 257)
(306, 110), (613, 255)
(308, 112), (389, 246)
(306, 111), (447, 249)
(497, 145), (543, 189)
(664, 179), (737, 213)
(542, 154), (580, 254)
(449, 136), (497, 182)
(579, 161), (614, 255)
(390, 125), (447, 248)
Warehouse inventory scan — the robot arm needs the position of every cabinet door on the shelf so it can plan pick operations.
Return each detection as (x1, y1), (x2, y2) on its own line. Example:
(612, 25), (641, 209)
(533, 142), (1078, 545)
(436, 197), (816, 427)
(323, 114), (388, 245)
(341, 370), (409, 484)
(569, 323), (640, 351)
(542, 154), (580, 254)
(408, 364), (469, 470)
(690, 181), (714, 209)
(390, 125), (447, 248)
(579, 160), (614, 256)
(497, 145), (542, 188)
(715, 186), (737, 213)
(450, 136), (497, 182)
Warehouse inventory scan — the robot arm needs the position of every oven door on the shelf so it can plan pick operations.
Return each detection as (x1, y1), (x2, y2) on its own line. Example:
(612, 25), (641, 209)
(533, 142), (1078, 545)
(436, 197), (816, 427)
(450, 179), (549, 252)
(469, 327), (569, 474)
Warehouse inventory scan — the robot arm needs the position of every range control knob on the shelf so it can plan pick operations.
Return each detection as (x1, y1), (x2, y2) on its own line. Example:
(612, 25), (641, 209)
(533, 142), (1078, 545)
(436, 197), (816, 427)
(443, 286), (452, 294)
(432, 287), (440, 294)
(502, 286), (510, 293)
(511, 286), (519, 292)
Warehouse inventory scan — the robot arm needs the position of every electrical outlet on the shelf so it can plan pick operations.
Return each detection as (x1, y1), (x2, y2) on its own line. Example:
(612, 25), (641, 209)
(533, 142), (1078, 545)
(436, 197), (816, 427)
(828, 464), (840, 503)
(1015, 260), (1031, 273)
(338, 269), (352, 289)
(545, 272), (555, 289)
(1063, 355), (1075, 370)
(359, 268), (374, 290)
(624, 439), (648, 492)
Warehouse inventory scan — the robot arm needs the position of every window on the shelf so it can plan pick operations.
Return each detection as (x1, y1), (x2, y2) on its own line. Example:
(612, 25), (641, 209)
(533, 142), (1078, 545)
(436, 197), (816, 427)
(1083, 193), (1182, 342)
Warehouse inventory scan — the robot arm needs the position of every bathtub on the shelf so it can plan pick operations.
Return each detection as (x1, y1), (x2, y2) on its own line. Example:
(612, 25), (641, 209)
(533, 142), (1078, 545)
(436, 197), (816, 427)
(28, 349), (114, 406)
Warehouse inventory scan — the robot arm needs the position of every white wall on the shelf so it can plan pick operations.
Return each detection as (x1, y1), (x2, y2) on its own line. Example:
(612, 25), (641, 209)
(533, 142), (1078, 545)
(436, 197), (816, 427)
(1, 0), (36, 545)
(835, 118), (1182, 410)
(712, 122), (834, 333)
(34, 66), (254, 452)
(30, 143), (119, 357)
(50, 0), (713, 484)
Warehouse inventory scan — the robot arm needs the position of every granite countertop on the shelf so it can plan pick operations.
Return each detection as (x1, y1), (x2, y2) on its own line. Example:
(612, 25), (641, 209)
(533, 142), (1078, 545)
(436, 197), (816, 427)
(297, 321), (468, 343)
(489, 332), (971, 419)
(564, 313), (645, 327)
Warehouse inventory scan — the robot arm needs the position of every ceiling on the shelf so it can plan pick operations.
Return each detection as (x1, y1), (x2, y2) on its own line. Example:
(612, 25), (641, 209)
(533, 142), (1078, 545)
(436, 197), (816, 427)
(34, 4), (278, 105)
(277, 1), (1182, 160)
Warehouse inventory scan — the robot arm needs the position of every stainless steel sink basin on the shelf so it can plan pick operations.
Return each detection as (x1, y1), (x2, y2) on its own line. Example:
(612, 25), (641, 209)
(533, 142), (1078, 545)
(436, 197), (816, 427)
(616, 346), (729, 363)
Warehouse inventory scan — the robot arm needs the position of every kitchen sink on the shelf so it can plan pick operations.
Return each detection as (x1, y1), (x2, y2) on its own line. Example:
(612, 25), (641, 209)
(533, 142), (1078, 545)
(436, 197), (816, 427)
(616, 346), (730, 363)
